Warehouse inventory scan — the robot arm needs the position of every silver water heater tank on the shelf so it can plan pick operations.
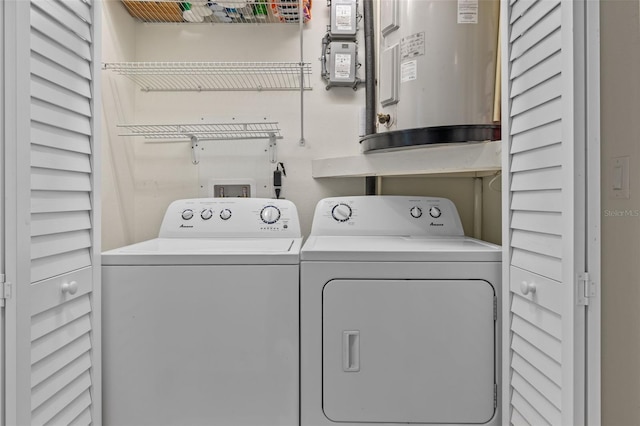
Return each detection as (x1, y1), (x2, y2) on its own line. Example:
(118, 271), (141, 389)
(362, 0), (500, 152)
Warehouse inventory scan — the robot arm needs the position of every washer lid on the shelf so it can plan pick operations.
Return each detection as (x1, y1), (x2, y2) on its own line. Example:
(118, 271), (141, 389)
(102, 237), (302, 265)
(300, 236), (501, 262)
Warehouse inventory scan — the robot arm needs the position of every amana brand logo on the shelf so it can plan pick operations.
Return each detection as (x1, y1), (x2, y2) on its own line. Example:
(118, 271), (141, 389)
(179, 224), (194, 228)
(430, 222), (444, 227)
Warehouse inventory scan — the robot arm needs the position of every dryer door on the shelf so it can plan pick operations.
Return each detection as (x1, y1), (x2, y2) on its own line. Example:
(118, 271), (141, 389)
(323, 279), (496, 424)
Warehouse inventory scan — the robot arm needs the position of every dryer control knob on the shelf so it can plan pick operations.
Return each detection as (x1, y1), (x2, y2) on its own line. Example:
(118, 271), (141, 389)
(201, 208), (213, 220)
(220, 209), (232, 220)
(181, 209), (194, 220)
(410, 206), (422, 218)
(331, 203), (352, 222)
(429, 207), (442, 218)
(260, 206), (281, 224)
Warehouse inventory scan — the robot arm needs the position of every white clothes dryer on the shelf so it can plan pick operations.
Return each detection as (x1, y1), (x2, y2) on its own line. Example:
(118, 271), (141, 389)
(102, 198), (301, 426)
(300, 196), (501, 426)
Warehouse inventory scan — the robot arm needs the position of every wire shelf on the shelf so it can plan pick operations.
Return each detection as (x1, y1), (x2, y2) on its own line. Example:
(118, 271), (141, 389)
(118, 121), (283, 164)
(121, 0), (312, 24)
(104, 61), (312, 92)
(118, 121), (283, 140)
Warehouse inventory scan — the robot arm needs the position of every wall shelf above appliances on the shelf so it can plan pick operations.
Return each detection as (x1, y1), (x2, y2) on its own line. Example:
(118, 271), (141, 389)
(118, 121), (283, 164)
(311, 140), (502, 178)
(103, 62), (312, 92)
(121, 0), (312, 24)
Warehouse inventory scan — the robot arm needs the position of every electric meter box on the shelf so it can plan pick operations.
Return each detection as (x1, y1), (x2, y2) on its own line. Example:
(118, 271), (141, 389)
(328, 41), (358, 86)
(330, 0), (358, 38)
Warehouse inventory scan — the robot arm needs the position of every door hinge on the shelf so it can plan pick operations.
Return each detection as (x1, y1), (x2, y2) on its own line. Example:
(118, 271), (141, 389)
(577, 272), (596, 306)
(0, 274), (10, 308)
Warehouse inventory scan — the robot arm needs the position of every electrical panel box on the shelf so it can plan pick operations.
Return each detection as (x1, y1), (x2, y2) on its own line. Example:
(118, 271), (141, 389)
(330, 0), (358, 38)
(328, 41), (358, 87)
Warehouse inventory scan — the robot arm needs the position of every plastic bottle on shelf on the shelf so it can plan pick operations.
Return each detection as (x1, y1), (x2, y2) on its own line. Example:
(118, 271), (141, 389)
(180, 2), (205, 22)
(253, 0), (268, 20)
(208, 2), (233, 21)
(192, 1), (213, 18)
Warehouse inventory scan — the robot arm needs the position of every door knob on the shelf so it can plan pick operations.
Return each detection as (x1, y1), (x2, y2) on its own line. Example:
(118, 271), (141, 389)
(61, 281), (78, 295)
(520, 280), (536, 295)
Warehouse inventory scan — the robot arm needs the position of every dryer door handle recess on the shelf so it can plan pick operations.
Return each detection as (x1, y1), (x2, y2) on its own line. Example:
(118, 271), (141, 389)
(343, 331), (360, 372)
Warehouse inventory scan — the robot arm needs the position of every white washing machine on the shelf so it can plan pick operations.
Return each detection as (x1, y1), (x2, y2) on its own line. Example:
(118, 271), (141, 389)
(102, 198), (301, 426)
(300, 196), (501, 426)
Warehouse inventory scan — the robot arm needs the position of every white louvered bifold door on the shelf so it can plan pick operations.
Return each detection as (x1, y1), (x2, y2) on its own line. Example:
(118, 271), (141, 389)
(502, 0), (588, 425)
(3, 0), (101, 424)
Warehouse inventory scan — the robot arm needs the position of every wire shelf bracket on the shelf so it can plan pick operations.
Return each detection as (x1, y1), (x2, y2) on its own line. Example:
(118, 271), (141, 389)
(118, 122), (283, 165)
(103, 62), (313, 92)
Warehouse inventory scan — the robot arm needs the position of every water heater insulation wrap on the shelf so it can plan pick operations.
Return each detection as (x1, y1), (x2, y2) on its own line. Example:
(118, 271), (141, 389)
(378, 0), (500, 133)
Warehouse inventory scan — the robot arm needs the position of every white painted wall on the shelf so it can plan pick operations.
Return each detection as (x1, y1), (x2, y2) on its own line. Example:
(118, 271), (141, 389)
(601, 1), (640, 424)
(101, 0), (137, 250)
(100, 1), (501, 247)
(102, 4), (366, 245)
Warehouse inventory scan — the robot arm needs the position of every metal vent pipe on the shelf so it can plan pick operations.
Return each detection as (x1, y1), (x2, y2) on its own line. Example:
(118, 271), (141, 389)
(363, 0), (376, 195)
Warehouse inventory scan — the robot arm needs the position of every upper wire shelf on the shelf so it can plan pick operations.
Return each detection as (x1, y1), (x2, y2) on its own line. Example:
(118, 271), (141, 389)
(103, 61), (312, 92)
(121, 0), (312, 24)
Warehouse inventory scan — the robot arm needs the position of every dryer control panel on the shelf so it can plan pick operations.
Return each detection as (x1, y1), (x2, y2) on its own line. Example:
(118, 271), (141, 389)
(159, 198), (301, 238)
(309, 196), (464, 237)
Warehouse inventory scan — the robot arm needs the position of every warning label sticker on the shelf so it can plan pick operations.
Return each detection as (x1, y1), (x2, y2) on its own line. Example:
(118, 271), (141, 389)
(335, 5), (353, 31)
(334, 53), (352, 79)
(401, 60), (417, 83)
(458, 0), (478, 24)
(400, 32), (425, 61)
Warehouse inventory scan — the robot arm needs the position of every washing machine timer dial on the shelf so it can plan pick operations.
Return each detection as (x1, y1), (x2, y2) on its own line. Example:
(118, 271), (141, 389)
(260, 205), (281, 224)
(331, 203), (352, 222)
(429, 207), (442, 218)
(410, 206), (422, 218)
(181, 209), (194, 220)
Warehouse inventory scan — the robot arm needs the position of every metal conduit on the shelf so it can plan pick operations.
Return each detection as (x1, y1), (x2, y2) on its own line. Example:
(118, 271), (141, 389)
(363, 0), (377, 195)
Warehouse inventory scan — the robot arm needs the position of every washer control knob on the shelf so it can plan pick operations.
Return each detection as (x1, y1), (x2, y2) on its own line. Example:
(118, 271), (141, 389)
(410, 206), (422, 218)
(200, 209), (213, 220)
(219, 209), (232, 221)
(260, 205), (281, 224)
(429, 207), (442, 219)
(181, 209), (194, 220)
(331, 203), (352, 222)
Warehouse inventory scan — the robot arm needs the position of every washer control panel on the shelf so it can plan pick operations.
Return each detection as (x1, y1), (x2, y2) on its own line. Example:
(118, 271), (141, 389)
(159, 198), (301, 238)
(310, 196), (464, 237)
